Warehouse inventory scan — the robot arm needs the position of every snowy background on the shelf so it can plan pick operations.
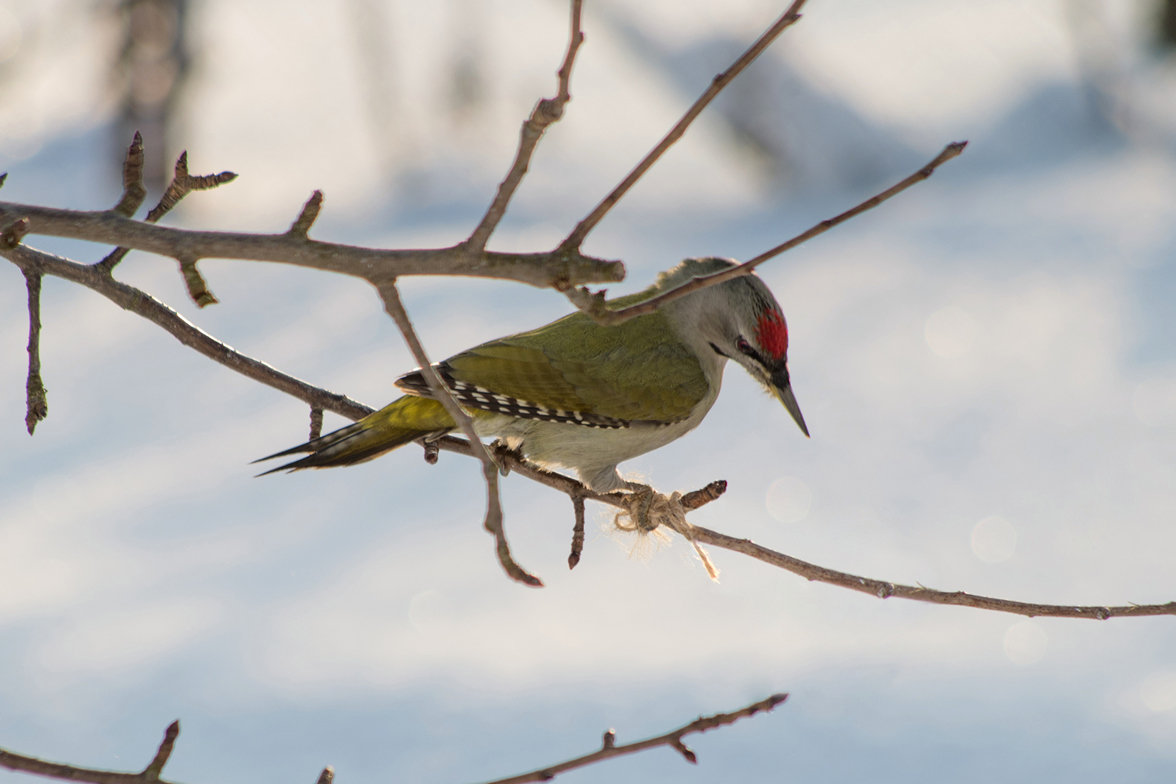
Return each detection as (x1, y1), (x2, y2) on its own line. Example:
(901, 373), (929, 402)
(2, 0), (1175, 782)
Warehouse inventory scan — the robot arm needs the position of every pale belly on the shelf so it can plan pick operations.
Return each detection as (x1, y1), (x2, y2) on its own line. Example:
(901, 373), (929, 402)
(473, 396), (717, 492)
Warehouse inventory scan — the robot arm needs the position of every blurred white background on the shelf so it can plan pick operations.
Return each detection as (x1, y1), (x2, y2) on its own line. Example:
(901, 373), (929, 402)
(1, 1), (1175, 782)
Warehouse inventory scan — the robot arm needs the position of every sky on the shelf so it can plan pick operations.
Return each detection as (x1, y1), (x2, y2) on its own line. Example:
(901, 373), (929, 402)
(1, 1), (1175, 782)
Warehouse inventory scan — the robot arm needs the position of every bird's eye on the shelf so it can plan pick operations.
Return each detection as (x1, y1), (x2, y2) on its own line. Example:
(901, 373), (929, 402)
(736, 336), (755, 356)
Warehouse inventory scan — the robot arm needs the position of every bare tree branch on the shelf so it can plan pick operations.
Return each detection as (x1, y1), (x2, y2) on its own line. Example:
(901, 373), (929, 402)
(430, 439), (1176, 620)
(0, 240), (372, 422)
(465, 0), (584, 252)
(478, 693), (789, 784)
(567, 140), (968, 324)
(0, 201), (626, 290)
(0, 721), (181, 784)
(0, 697), (786, 784)
(557, 0), (807, 254)
(689, 525), (1176, 619)
(7, 225), (1169, 617)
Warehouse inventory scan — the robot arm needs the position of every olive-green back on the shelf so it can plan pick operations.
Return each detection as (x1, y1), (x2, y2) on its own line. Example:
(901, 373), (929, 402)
(445, 308), (707, 424)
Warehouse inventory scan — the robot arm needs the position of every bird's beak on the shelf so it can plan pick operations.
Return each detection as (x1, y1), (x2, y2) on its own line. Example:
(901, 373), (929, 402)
(770, 369), (809, 438)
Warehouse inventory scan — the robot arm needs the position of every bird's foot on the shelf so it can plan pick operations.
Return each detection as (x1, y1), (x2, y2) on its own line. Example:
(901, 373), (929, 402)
(489, 440), (525, 477)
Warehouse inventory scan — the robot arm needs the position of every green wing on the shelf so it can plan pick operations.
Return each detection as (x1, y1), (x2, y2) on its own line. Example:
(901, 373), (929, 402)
(438, 309), (708, 424)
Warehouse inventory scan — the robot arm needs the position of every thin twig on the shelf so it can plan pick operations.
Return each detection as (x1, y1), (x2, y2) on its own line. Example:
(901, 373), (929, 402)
(22, 268), (47, 434)
(140, 721), (179, 781)
(309, 405), (324, 441)
(177, 255), (217, 306)
(4, 218), (48, 434)
(111, 131), (147, 218)
(146, 151), (237, 223)
(568, 491), (586, 569)
(558, 0), (807, 253)
(379, 283), (542, 587)
(478, 693), (788, 784)
(680, 479), (727, 510)
(567, 141), (968, 324)
(289, 191), (324, 238)
(465, 0), (584, 254)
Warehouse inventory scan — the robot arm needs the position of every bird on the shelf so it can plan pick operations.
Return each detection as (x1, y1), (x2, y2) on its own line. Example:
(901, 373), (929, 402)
(256, 257), (808, 499)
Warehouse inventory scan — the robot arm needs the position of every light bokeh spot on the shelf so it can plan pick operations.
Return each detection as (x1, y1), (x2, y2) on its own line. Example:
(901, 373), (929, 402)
(1140, 671), (1176, 713)
(971, 515), (1017, 563)
(765, 475), (812, 524)
(1003, 620), (1047, 666)
(408, 589), (445, 633)
(925, 305), (978, 358)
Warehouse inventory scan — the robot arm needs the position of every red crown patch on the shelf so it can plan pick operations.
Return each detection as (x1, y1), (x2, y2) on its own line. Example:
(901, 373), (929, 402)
(755, 309), (789, 360)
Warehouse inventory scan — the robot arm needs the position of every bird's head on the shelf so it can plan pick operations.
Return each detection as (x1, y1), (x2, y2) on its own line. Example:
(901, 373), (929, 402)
(737, 304), (807, 437)
(665, 258), (809, 438)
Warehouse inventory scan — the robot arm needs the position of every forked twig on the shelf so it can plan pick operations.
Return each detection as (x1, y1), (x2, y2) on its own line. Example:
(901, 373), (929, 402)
(97, 140), (237, 276)
(0, 721), (182, 784)
(478, 693), (788, 784)
(1, 241), (372, 421)
(568, 141), (968, 324)
(466, 0), (585, 253)
(147, 150), (237, 223)
(0, 697), (786, 784)
(558, 0), (807, 253)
